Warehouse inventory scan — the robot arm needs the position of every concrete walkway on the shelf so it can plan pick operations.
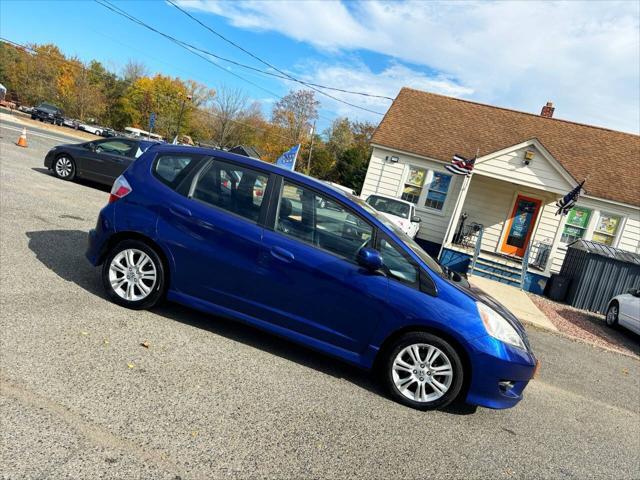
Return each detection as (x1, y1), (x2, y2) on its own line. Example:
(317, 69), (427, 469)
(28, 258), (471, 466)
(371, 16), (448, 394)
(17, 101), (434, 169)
(469, 275), (558, 331)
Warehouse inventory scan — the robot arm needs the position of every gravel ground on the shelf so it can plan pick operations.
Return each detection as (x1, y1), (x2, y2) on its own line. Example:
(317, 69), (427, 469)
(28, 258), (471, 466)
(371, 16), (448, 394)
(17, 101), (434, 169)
(529, 294), (639, 358)
(1, 121), (640, 479)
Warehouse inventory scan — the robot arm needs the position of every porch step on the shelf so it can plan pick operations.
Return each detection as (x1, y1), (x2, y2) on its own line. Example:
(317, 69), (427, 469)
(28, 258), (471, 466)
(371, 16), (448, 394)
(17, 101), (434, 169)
(473, 259), (522, 279)
(471, 268), (521, 287)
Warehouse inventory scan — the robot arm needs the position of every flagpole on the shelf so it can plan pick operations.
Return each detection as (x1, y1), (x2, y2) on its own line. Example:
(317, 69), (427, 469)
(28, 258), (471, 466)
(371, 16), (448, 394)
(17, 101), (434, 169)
(438, 148), (479, 259)
(306, 121), (316, 174)
(439, 172), (472, 259)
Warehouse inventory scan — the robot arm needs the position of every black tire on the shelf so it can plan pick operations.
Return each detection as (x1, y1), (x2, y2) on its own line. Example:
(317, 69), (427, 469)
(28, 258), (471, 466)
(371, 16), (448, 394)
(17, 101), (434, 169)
(52, 154), (76, 181)
(101, 240), (166, 310)
(605, 302), (619, 327)
(382, 331), (464, 411)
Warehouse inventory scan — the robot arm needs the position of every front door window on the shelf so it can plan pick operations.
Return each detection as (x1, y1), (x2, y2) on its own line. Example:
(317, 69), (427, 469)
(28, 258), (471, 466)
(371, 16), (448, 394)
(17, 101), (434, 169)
(501, 195), (542, 256)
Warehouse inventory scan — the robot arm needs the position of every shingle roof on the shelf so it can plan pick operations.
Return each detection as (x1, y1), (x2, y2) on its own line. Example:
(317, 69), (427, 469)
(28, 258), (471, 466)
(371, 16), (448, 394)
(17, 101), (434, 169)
(372, 88), (640, 207)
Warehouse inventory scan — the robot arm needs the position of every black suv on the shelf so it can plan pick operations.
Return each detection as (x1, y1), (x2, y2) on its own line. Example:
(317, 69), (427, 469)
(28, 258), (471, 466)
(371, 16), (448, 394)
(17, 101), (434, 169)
(31, 102), (64, 125)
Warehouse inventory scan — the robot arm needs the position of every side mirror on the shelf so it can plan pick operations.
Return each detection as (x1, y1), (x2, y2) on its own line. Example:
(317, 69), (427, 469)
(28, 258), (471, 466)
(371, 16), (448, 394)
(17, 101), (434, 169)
(411, 216), (421, 223)
(86, 142), (96, 151)
(451, 271), (470, 289)
(628, 288), (640, 297)
(357, 247), (384, 272)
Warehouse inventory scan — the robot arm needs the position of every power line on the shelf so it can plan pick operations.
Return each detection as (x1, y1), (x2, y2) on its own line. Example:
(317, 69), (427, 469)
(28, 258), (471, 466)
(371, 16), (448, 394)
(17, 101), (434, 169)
(167, 0), (394, 102)
(91, 0), (337, 125)
(94, 0), (386, 116)
(94, 0), (284, 101)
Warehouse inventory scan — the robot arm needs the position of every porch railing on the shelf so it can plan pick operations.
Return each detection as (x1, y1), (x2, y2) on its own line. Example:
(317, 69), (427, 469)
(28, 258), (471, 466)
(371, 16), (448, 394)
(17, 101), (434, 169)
(521, 239), (552, 289)
(452, 220), (484, 250)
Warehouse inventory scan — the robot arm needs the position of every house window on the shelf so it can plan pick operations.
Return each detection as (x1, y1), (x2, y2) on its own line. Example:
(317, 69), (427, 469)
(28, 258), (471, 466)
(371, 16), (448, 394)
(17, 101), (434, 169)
(591, 213), (621, 246)
(560, 207), (592, 244)
(400, 166), (452, 211)
(424, 172), (452, 211)
(401, 166), (426, 204)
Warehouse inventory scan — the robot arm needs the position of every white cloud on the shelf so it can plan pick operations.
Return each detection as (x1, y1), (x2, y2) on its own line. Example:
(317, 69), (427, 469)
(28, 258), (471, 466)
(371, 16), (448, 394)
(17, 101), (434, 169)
(178, 0), (640, 132)
(296, 61), (473, 120)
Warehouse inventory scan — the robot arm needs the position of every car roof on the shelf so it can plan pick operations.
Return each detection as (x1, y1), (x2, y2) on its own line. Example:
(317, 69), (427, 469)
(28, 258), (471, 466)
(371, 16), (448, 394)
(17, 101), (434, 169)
(149, 144), (353, 200)
(367, 193), (413, 206)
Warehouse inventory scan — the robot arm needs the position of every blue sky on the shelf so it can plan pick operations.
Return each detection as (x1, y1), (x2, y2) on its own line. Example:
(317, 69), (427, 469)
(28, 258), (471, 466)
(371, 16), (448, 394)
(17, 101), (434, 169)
(1, 0), (639, 133)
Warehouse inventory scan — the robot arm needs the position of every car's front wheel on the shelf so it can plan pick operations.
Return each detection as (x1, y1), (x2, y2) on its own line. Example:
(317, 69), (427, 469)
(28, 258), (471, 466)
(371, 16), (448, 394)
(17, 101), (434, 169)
(102, 240), (166, 310)
(382, 332), (464, 410)
(53, 155), (76, 180)
(605, 302), (619, 327)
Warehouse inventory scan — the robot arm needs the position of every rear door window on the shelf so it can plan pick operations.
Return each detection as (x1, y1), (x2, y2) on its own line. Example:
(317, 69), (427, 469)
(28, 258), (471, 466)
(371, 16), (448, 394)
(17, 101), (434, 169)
(191, 158), (269, 223)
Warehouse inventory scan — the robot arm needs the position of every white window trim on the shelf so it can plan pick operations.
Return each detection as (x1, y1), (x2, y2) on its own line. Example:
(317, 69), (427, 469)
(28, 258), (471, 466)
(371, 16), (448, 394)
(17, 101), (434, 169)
(591, 211), (625, 248)
(558, 206), (626, 249)
(559, 206), (596, 246)
(398, 164), (454, 217)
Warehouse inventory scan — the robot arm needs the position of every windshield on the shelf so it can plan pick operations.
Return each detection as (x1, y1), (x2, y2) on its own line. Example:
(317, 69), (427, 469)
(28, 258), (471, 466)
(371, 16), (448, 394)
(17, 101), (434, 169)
(38, 103), (58, 113)
(366, 195), (411, 219)
(351, 195), (445, 277)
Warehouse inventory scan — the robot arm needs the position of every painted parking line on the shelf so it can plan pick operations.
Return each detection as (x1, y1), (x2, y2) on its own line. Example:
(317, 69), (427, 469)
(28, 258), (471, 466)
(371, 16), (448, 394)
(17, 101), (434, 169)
(0, 122), (83, 143)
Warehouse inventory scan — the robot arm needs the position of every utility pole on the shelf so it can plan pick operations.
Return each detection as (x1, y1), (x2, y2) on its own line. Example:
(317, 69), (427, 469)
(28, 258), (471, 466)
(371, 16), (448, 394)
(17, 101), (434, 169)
(306, 120), (316, 173)
(174, 93), (192, 142)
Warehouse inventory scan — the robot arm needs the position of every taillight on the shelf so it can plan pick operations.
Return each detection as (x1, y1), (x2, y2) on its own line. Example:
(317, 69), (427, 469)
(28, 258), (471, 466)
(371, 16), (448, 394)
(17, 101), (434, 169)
(108, 175), (132, 204)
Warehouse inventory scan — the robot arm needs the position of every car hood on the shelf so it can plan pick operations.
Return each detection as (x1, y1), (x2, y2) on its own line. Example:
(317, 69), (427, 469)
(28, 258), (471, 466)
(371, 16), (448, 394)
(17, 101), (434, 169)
(380, 212), (409, 229)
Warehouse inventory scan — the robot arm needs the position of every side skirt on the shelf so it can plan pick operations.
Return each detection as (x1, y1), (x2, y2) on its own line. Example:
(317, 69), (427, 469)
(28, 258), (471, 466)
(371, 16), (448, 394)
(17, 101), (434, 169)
(166, 289), (373, 370)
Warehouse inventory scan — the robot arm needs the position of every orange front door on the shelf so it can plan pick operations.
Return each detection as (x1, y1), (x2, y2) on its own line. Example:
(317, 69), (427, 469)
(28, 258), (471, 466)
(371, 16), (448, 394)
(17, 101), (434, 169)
(500, 195), (542, 257)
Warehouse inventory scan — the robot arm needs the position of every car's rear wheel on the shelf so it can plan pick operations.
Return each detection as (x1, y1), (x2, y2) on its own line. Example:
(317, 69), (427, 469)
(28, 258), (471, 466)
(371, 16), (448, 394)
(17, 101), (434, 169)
(53, 155), (76, 180)
(102, 240), (165, 310)
(605, 302), (619, 327)
(382, 332), (464, 410)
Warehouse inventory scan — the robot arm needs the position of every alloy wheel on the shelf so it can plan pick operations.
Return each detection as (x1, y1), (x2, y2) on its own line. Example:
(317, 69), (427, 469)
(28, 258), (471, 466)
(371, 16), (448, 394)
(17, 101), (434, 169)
(108, 248), (157, 302)
(606, 305), (618, 325)
(55, 157), (73, 178)
(391, 343), (454, 403)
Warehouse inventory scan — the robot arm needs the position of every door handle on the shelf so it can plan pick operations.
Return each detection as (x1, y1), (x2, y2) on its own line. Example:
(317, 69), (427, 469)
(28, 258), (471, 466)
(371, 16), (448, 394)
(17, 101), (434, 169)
(169, 205), (192, 217)
(270, 246), (295, 263)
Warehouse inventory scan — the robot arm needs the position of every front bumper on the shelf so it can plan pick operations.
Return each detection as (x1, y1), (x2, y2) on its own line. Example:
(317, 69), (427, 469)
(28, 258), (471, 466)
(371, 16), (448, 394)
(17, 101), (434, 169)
(44, 149), (56, 169)
(465, 335), (537, 409)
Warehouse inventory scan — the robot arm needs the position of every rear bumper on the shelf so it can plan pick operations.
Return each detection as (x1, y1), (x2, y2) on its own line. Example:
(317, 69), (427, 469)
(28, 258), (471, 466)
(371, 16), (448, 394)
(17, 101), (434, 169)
(86, 206), (115, 266)
(465, 335), (537, 409)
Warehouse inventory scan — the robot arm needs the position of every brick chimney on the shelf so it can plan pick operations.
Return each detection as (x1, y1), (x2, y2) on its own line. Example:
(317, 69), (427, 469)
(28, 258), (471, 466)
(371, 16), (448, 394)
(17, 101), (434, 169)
(540, 101), (555, 118)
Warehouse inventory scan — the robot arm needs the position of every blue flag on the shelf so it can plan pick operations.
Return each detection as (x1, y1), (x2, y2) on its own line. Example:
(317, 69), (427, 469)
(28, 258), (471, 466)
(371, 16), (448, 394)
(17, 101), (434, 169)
(276, 144), (300, 170)
(555, 180), (585, 216)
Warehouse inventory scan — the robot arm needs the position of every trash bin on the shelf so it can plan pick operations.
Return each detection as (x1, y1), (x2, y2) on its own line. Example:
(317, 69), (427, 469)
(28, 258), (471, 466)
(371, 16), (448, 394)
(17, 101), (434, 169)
(547, 274), (570, 301)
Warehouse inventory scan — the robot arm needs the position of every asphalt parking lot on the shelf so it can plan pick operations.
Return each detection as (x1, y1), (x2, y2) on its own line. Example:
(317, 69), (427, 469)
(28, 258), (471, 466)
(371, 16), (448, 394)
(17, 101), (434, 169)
(1, 120), (639, 480)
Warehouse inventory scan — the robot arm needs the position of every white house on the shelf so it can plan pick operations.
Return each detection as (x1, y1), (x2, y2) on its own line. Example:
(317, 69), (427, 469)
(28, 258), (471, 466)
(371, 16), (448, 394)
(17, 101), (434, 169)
(362, 88), (640, 293)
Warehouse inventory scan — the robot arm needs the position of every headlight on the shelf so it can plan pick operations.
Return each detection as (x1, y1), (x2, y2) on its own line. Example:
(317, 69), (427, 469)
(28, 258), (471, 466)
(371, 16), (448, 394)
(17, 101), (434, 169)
(476, 302), (526, 350)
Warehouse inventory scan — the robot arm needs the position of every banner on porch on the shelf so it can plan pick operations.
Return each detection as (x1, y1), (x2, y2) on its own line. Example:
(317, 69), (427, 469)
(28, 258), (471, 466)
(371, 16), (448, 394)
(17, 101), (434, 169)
(555, 180), (585, 216)
(445, 153), (476, 176)
(275, 144), (301, 171)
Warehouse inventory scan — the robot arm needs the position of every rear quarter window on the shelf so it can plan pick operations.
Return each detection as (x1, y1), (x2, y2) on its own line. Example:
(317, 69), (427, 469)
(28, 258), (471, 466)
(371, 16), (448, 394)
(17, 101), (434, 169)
(153, 154), (200, 190)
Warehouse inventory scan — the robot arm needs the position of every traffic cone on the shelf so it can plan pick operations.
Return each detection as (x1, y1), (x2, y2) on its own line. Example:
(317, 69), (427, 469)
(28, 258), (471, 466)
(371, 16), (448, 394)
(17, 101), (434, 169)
(16, 128), (28, 148)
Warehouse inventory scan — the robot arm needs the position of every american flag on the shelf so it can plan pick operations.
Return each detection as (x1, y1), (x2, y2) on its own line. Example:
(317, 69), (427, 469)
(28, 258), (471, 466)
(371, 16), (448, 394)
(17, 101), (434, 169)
(555, 180), (585, 216)
(445, 154), (476, 176)
(275, 144), (300, 171)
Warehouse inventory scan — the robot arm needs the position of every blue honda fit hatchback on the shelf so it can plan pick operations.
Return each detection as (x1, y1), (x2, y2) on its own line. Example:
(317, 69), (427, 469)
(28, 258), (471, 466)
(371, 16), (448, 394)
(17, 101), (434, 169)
(86, 145), (537, 410)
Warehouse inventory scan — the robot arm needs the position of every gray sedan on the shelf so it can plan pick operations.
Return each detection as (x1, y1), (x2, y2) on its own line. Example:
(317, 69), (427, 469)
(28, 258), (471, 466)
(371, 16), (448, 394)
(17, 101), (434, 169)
(44, 137), (158, 186)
